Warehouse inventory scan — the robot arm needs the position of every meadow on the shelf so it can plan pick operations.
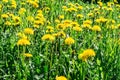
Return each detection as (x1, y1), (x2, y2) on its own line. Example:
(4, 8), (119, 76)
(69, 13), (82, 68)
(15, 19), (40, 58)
(0, 0), (120, 80)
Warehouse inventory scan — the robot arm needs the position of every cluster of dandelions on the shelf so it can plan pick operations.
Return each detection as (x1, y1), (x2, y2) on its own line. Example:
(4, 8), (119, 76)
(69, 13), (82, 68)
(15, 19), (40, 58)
(17, 28), (34, 57)
(1, 0), (120, 79)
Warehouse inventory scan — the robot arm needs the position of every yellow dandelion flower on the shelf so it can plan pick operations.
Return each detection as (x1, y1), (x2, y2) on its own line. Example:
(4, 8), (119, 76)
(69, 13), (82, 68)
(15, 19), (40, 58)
(107, 8), (113, 11)
(107, 2), (112, 7)
(2, 0), (8, 3)
(30, 1), (39, 8)
(24, 53), (33, 57)
(47, 26), (54, 30)
(1, 14), (9, 19)
(114, 0), (118, 3)
(107, 25), (117, 29)
(0, 5), (2, 11)
(77, 6), (83, 10)
(18, 8), (26, 15)
(26, 16), (34, 22)
(92, 25), (101, 31)
(17, 38), (30, 46)
(83, 20), (92, 24)
(116, 4), (120, 8)
(118, 15), (120, 19)
(73, 26), (82, 32)
(4, 21), (11, 26)
(24, 28), (34, 35)
(46, 26), (54, 33)
(58, 15), (64, 20)
(55, 19), (60, 23)
(87, 13), (94, 17)
(36, 14), (44, 19)
(34, 20), (44, 25)
(84, 49), (96, 56)
(13, 22), (20, 26)
(78, 53), (88, 62)
(11, 0), (17, 9)
(8, 13), (14, 17)
(62, 6), (67, 10)
(17, 32), (27, 39)
(65, 37), (75, 45)
(56, 76), (67, 80)
(97, 1), (103, 7)
(95, 17), (108, 23)
(33, 24), (39, 28)
(111, 20), (116, 24)
(82, 24), (92, 29)
(107, 19), (116, 24)
(63, 20), (72, 28)
(67, 7), (77, 12)
(44, 7), (50, 13)
(52, 33), (58, 37)
(78, 49), (96, 62)
(57, 31), (66, 38)
(12, 16), (21, 23)
(47, 21), (51, 25)
(37, 10), (43, 14)
(117, 24), (120, 29)
(0, 4), (2, 8)
(42, 34), (55, 41)
(71, 21), (79, 27)
(56, 23), (65, 30)
(63, 20), (72, 24)
(94, 8), (99, 12)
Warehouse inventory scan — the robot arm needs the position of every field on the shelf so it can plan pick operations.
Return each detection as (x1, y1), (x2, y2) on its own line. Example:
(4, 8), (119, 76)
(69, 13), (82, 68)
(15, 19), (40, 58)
(0, 0), (120, 80)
